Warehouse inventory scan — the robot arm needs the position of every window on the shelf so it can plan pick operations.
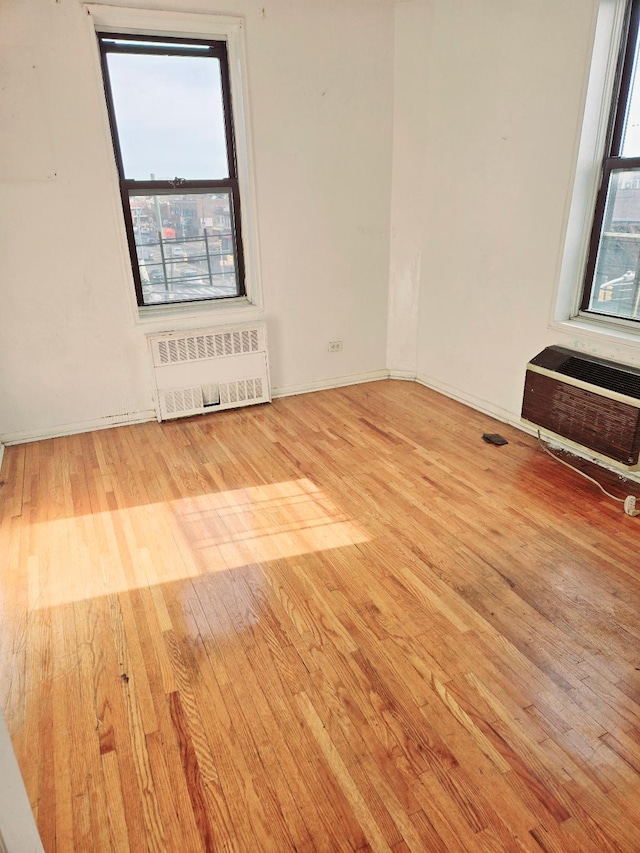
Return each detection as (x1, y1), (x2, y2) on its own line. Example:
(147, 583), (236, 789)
(582, 0), (640, 322)
(97, 32), (245, 307)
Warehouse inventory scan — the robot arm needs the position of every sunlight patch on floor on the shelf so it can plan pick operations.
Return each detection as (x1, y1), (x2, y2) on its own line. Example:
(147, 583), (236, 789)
(28, 479), (369, 609)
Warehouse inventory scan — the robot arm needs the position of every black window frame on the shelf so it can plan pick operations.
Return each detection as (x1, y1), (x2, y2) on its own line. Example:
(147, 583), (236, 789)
(97, 31), (246, 307)
(581, 0), (640, 320)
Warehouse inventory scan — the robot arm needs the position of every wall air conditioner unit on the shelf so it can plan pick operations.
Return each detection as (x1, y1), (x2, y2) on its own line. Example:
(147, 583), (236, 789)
(147, 322), (270, 422)
(521, 346), (640, 470)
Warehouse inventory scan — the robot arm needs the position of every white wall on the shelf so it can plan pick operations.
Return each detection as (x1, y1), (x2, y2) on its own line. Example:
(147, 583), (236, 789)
(0, 0), (394, 442)
(0, 709), (43, 853)
(388, 0), (640, 426)
(250, 1), (393, 396)
(387, 0), (432, 378)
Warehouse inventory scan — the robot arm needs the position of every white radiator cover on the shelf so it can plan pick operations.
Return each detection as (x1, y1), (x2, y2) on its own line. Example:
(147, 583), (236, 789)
(147, 322), (271, 421)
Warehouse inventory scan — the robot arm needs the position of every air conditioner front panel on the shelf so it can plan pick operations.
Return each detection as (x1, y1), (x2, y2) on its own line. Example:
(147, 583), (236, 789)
(522, 346), (640, 468)
(523, 370), (640, 465)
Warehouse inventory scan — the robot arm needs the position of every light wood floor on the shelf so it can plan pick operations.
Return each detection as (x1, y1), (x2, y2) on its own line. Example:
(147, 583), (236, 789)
(1, 380), (640, 852)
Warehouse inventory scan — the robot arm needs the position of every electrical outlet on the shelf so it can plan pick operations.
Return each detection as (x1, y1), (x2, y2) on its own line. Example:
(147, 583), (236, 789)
(328, 341), (343, 352)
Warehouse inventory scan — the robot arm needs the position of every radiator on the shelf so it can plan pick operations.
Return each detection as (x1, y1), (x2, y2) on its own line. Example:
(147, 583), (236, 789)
(147, 322), (271, 421)
(521, 346), (640, 470)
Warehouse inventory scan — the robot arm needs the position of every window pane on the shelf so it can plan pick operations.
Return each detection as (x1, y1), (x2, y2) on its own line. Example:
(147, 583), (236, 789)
(106, 52), (228, 180)
(621, 23), (640, 156)
(588, 169), (640, 318)
(131, 192), (239, 305)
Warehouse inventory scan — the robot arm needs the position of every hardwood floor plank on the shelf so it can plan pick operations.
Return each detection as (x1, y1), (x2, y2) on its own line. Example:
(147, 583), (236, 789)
(165, 582), (275, 851)
(296, 690), (392, 852)
(162, 628), (225, 790)
(69, 598), (117, 852)
(194, 572), (346, 851)
(108, 592), (167, 852)
(102, 750), (133, 853)
(167, 690), (222, 852)
(145, 727), (205, 853)
(51, 605), (76, 852)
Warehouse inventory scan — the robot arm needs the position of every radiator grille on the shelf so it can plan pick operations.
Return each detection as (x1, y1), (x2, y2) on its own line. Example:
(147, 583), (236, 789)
(220, 378), (263, 405)
(558, 357), (640, 400)
(161, 386), (204, 416)
(155, 327), (260, 366)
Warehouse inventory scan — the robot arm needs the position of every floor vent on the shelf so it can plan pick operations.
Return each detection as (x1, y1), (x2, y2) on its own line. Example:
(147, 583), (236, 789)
(522, 345), (640, 469)
(148, 323), (270, 422)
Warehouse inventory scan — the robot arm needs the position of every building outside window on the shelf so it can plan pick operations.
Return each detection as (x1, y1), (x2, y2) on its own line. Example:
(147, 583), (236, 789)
(97, 32), (245, 307)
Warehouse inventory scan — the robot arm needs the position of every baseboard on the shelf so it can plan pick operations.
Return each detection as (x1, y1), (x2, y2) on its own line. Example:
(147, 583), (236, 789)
(387, 369), (417, 382)
(272, 369), (390, 399)
(1, 373), (390, 444)
(414, 372), (522, 428)
(1, 409), (157, 446)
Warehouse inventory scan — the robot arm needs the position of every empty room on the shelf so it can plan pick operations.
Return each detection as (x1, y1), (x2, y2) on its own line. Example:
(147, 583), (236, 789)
(2, 0), (640, 850)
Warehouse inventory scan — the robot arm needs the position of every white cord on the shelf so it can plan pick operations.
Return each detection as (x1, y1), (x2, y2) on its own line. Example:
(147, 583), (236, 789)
(536, 431), (640, 516)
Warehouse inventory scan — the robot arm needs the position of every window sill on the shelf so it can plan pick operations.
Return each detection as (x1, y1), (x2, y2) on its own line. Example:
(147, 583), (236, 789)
(136, 296), (261, 328)
(552, 311), (640, 350)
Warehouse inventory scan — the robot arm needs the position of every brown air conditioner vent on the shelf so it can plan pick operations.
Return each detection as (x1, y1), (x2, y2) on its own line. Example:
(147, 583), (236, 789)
(556, 357), (640, 399)
(522, 346), (640, 469)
